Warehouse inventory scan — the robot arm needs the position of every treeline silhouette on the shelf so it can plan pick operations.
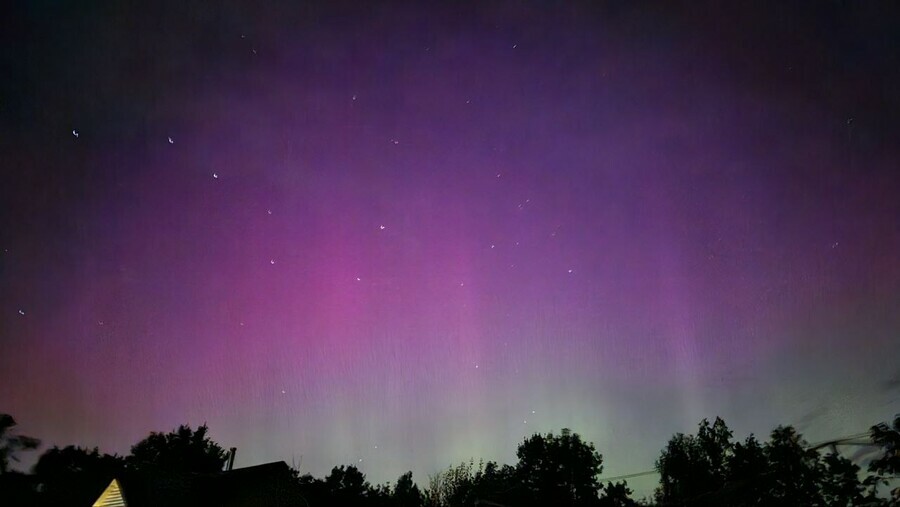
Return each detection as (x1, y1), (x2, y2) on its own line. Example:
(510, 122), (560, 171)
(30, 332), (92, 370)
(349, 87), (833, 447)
(1, 411), (898, 506)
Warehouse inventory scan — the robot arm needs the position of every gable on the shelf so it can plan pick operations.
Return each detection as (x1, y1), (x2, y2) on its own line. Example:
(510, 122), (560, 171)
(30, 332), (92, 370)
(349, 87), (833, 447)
(88, 462), (298, 507)
(93, 478), (126, 507)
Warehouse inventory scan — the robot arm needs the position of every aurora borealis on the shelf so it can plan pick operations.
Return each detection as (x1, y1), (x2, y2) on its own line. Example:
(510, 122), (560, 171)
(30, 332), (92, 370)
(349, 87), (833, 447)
(1, 1), (898, 497)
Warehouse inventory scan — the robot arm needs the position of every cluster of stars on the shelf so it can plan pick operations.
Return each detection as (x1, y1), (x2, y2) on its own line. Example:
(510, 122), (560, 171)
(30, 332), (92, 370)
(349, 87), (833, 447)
(48, 40), (584, 342)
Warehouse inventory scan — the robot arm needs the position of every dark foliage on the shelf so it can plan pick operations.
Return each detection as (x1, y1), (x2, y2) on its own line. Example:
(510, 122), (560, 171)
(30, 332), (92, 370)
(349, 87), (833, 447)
(294, 466), (423, 507)
(32, 445), (126, 507)
(599, 481), (637, 507)
(325, 465), (371, 503)
(655, 417), (732, 504)
(425, 459), (522, 507)
(425, 429), (607, 507)
(865, 414), (900, 503)
(127, 423), (227, 474)
(394, 471), (424, 507)
(655, 417), (874, 507)
(0, 470), (40, 507)
(4, 411), (895, 507)
(0, 413), (40, 474)
(516, 428), (604, 506)
(0, 413), (42, 507)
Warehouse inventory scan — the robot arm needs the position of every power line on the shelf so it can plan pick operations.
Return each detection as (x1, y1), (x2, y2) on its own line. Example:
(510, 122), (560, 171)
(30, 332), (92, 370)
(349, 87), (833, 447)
(599, 470), (659, 482)
(806, 432), (874, 450)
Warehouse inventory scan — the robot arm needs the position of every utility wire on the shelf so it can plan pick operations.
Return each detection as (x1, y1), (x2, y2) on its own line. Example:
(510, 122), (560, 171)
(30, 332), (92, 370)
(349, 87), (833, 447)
(598, 470), (659, 482)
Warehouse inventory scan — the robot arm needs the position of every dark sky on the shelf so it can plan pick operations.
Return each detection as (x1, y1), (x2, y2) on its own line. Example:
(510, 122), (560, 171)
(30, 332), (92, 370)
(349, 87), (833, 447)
(2, 0), (899, 497)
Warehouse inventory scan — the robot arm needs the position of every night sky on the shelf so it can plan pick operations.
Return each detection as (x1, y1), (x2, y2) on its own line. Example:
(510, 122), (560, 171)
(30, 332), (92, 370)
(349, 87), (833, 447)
(2, 0), (899, 497)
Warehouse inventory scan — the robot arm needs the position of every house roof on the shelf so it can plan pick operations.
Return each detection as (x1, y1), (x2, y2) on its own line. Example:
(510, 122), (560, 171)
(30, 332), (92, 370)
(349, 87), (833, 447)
(92, 461), (302, 507)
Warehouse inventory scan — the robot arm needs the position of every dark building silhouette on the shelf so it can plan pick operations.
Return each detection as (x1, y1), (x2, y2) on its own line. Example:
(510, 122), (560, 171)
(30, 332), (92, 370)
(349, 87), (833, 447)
(92, 461), (302, 507)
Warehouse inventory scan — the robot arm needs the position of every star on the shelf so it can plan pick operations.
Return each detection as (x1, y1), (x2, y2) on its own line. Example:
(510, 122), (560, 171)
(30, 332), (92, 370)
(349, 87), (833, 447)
(379, 224), (385, 230)
(72, 129), (79, 138)
(356, 277), (361, 281)
(475, 364), (479, 369)
(18, 309), (25, 316)
(532, 410), (536, 414)
(267, 209), (272, 215)
(352, 94), (357, 101)
(281, 390), (286, 394)
(568, 269), (573, 273)
(212, 173), (219, 179)
(270, 259), (276, 265)
(167, 137), (174, 144)
(490, 244), (495, 249)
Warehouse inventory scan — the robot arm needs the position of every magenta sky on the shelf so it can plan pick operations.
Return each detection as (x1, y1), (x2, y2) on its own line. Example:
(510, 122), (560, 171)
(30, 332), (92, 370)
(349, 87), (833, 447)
(2, 1), (898, 498)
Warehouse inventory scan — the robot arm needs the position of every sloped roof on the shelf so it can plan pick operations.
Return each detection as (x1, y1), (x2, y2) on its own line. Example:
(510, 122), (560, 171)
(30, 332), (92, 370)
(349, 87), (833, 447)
(92, 478), (125, 507)
(93, 461), (301, 507)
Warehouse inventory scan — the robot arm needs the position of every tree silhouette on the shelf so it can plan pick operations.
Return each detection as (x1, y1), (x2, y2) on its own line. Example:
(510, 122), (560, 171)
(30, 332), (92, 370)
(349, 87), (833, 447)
(394, 471), (424, 507)
(656, 417), (735, 504)
(819, 452), (865, 507)
(32, 445), (125, 507)
(656, 418), (870, 507)
(370, 479), (394, 507)
(294, 467), (424, 507)
(0, 413), (40, 474)
(0, 414), (41, 507)
(697, 417), (732, 491)
(325, 465), (372, 504)
(426, 459), (481, 507)
(866, 414), (900, 502)
(516, 428), (604, 506)
(726, 434), (767, 505)
(426, 459), (521, 507)
(763, 425), (823, 506)
(656, 430), (715, 504)
(599, 481), (636, 507)
(0, 470), (37, 507)
(295, 471), (328, 506)
(127, 423), (226, 474)
(473, 461), (519, 506)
